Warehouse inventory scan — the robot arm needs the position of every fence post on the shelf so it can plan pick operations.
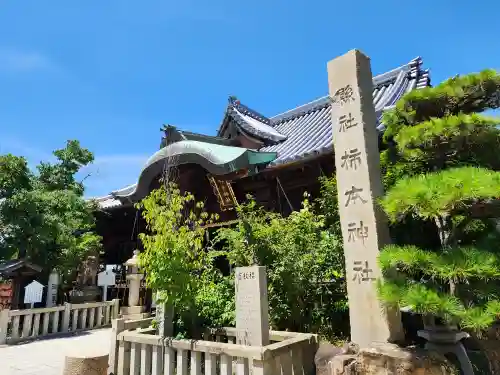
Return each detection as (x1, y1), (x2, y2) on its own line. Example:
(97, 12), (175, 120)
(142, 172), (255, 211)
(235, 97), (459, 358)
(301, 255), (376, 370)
(252, 359), (275, 375)
(62, 303), (71, 332)
(0, 309), (9, 345)
(108, 318), (125, 375)
(112, 299), (120, 319)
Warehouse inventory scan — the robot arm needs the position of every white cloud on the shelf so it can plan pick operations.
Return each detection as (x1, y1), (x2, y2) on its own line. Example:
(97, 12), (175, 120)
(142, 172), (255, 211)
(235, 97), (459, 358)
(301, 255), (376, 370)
(0, 49), (54, 72)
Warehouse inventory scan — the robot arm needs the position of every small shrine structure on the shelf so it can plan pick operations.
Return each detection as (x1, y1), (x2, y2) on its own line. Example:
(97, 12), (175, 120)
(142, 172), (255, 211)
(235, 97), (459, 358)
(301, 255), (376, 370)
(0, 259), (42, 309)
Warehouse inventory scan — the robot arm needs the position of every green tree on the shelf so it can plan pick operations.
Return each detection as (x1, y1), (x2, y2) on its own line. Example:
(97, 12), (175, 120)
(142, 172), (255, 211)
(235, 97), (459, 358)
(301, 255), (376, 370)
(0, 140), (102, 285)
(215, 194), (348, 339)
(137, 182), (229, 337)
(377, 70), (500, 331)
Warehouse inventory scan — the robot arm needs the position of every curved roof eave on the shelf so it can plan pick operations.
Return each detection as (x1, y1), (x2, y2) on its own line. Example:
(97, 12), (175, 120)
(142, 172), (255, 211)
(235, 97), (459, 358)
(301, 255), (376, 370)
(113, 140), (277, 202)
(230, 107), (287, 143)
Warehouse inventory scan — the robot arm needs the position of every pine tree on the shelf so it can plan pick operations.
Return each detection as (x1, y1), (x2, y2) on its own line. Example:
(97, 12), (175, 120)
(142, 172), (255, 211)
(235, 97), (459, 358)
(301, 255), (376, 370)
(378, 70), (500, 331)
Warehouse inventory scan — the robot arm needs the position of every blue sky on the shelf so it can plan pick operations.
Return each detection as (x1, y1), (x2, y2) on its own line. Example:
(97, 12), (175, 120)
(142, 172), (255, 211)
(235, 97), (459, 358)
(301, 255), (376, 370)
(0, 1), (499, 198)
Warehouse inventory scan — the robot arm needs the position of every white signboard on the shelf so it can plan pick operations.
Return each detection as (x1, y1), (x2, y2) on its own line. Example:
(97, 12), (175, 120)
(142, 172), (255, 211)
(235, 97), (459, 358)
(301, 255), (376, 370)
(24, 281), (44, 307)
(97, 269), (116, 301)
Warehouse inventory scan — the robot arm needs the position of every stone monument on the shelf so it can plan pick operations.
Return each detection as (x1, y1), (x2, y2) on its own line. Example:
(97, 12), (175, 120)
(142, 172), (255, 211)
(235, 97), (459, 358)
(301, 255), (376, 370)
(327, 49), (404, 348)
(155, 291), (174, 338)
(70, 255), (101, 303)
(120, 250), (147, 320)
(235, 266), (269, 346)
(46, 270), (59, 307)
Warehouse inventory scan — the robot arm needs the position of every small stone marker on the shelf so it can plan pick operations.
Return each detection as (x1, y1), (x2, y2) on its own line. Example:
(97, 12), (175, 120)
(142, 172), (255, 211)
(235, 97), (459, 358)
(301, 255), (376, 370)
(46, 270), (59, 307)
(235, 266), (269, 346)
(155, 291), (174, 337)
(97, 269), (116, 301)
(24, 280), (44, 308)
(327, 49), (404, 348)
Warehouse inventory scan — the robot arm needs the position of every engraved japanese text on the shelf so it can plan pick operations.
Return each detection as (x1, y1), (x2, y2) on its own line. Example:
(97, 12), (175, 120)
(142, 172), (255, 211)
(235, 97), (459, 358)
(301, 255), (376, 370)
(352, 261), (375, 283)
(340, 148), (362, 170)
(347, 221), (368, 244)
(344, 186), (367, 207)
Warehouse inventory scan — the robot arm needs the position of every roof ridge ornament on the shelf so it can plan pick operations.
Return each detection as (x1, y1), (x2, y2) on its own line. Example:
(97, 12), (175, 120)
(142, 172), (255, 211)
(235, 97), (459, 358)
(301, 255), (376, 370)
(228, 95), (240, 105)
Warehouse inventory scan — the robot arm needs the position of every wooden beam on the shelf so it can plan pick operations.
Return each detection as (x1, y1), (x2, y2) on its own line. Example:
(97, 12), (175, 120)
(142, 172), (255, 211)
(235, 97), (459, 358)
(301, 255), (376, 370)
(200, 219), (239, 229)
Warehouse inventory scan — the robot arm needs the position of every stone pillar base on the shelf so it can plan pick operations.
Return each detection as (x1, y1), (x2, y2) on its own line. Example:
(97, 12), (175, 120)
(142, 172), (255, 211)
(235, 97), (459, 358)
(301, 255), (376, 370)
(120, 305), (149, 320)
(63, 354), (108, 375)
(317, 342), (459, 375)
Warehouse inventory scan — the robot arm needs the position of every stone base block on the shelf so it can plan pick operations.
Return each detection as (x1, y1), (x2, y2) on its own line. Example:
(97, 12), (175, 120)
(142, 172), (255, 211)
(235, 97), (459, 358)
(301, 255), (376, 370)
(329, 354), (357, 375)
(315, 343), (348, 375)
(358, 342), (458, 375)
(122, 312), (150, 321)
(69, 286), (101, 304)
(120, 305), (144, 316)
(63, 353), (108, 375)
(319, 342), (459, 375)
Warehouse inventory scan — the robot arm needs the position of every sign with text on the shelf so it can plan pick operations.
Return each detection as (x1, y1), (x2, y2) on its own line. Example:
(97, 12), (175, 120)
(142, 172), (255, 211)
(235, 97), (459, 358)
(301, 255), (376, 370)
(235, 266), (269, 346)
(24, 280), (44, 305)
(327, 49), (403, 347)
(98, 269), (116, 301)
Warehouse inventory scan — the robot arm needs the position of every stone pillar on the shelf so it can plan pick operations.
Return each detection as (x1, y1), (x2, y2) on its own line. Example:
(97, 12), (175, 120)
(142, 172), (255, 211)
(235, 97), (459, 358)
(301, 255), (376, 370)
(46, 270), (59, 308)
(62, 302), (71, 332)
(121, 250), (146, 319)
(127, 274), (142, 307)
(0, 309), (9, 345)
(155, 291), (174, 337)
(327, 49), (404, 348)
(235, 266), (270, 346)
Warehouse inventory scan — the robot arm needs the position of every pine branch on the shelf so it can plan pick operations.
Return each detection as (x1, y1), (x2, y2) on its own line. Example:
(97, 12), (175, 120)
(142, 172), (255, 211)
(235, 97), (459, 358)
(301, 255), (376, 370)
(383, 69), (500, 140)
(380, 245), (500, 282)
(381, 167), (500, 222)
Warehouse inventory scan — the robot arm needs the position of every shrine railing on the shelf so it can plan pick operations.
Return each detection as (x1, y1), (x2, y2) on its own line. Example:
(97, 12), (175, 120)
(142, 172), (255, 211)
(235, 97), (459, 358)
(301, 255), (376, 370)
(109, 318), (317, 375)
(0, 299), (120, 345)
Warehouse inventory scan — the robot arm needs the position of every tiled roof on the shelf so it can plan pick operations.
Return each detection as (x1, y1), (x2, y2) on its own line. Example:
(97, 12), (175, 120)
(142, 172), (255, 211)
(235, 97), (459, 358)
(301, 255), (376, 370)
(260, 57), (430, 165)
(220, 100), (288, 144)
(0, 259), (42, 276)
(91, 184), (137, 209)
(94, 56), (430, 209)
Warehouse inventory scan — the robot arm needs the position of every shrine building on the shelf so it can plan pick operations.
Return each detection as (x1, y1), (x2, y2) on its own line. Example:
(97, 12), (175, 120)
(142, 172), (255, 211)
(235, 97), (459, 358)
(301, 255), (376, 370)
(92, 56), (431, 270)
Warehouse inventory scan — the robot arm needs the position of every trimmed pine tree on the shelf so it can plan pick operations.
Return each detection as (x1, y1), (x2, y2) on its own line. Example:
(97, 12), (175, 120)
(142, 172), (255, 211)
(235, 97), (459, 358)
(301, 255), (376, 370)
(378, 70), (500, 331)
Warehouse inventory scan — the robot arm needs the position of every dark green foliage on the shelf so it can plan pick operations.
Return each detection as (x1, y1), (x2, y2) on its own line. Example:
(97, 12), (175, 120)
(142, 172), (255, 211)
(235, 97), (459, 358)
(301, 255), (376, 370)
(382, 70), (500, 141)
(0, 140), (102, 285)
(378, 70), (500, 331)
(214, 194), (348, 339)
(137, 182), (234, 338)
(138, 179), (349, 341)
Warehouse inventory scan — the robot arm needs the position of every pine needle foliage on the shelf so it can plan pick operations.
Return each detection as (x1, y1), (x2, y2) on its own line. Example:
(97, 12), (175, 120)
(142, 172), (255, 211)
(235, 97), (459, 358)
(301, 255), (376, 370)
(378, 69), (500, 331)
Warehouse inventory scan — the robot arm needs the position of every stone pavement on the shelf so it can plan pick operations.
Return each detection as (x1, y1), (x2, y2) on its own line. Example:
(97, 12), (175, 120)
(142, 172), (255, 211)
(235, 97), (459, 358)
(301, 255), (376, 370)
(0, 328), (111, 375)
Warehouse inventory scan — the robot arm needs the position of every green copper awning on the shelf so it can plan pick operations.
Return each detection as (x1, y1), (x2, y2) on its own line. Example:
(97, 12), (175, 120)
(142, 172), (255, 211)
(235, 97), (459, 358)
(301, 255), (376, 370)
(114, 140), (277, 202)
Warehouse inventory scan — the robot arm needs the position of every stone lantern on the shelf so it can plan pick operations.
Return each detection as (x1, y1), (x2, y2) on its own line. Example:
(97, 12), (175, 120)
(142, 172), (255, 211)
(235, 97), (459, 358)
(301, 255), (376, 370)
(120, 250), (147, 320)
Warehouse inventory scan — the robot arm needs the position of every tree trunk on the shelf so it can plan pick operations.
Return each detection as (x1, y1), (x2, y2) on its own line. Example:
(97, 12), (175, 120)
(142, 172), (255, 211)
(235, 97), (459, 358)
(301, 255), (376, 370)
(434, 216), (457, 296)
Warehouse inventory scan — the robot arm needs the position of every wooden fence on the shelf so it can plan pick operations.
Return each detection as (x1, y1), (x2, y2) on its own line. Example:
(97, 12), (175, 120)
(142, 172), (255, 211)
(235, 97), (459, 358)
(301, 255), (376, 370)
(109, 318), (317, 375)
(0, 299), (120, 345)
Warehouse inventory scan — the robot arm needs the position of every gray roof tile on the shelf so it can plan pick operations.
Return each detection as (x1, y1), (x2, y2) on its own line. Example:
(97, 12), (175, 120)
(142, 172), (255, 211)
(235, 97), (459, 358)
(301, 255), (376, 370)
(94, 57), (430, 208)
(261, 57), (430, 165)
